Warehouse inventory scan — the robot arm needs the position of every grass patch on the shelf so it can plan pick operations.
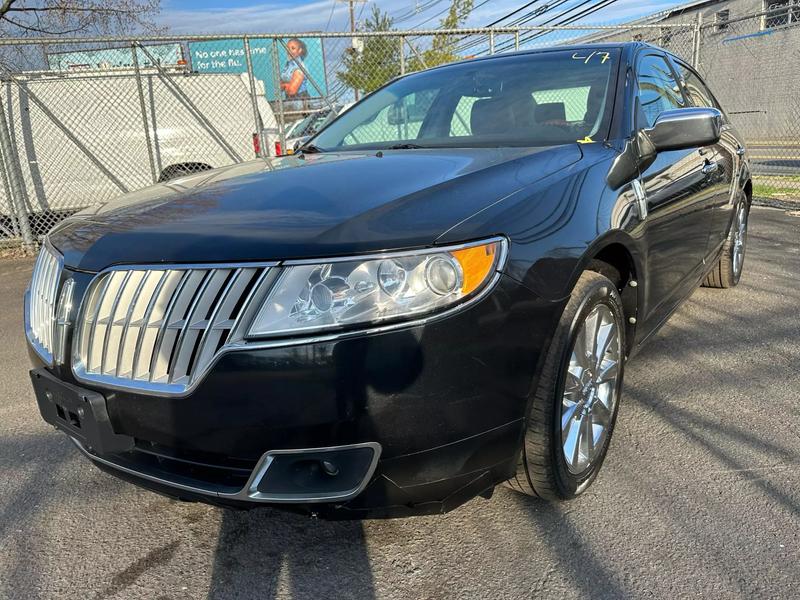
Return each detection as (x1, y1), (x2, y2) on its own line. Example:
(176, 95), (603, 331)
(753, 176), (800, 201)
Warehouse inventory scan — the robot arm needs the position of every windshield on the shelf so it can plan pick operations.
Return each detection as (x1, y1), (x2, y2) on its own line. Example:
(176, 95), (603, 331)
(310, 49), (620, 151)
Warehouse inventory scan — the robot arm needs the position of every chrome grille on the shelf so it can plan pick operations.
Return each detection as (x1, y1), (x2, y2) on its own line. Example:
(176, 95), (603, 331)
(74, 265), (269, 393)
(26, 244), (63, 363)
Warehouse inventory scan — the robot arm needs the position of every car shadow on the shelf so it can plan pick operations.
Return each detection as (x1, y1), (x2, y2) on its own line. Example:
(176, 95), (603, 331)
(207, 508), (375, 600)
(510, 496), (627, 599)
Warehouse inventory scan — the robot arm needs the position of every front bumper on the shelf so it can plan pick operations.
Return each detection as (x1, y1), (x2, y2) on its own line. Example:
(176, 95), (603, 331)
(30, 272), (563, 518)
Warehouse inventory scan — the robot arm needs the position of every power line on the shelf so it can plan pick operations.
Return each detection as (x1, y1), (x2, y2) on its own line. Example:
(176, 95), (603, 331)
(324, 0), (338, 31)
(485, 0), (545, 27)
(456, 0), (572, 53)
(509, 0), (622, 50)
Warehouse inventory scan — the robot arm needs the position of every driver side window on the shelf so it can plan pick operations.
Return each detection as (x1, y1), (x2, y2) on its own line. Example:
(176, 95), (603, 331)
(635, 54), (685, 129)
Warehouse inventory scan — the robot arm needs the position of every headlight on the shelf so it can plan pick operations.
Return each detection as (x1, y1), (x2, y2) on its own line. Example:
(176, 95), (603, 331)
(246, 238), (506, 338)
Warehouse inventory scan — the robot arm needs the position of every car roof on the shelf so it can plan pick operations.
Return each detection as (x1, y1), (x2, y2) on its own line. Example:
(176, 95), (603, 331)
(423, 41), (673, 72)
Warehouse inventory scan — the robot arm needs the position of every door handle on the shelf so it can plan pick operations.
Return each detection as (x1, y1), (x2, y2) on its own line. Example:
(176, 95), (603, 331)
(736, 146), (746, 156)
(701, 161), (719, 175)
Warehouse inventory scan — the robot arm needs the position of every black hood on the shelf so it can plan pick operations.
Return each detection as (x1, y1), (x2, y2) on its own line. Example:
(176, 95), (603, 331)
(49, 146), (582, 271)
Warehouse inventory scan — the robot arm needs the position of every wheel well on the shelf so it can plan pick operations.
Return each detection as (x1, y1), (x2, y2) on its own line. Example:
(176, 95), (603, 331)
(158, 162), (213, 183)
(587, 244), (635, 289)
(586, 243), (638, 354)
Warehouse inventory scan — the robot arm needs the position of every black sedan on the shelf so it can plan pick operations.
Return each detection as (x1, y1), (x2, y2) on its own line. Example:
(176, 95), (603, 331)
(25, 42), (751, 519)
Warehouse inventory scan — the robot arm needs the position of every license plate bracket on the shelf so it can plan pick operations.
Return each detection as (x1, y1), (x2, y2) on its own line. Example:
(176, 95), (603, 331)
(30, 368), (135, 455)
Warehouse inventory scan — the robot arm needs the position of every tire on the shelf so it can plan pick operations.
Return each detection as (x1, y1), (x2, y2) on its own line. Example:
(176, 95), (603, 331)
(507, 271), (625, 501)
(158, 163), (212, 183)
(703, 198), (749, 289)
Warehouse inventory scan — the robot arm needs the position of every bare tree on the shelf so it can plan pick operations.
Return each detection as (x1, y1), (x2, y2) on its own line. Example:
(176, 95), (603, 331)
(0, 0), (162, 37)
(0, 1), (164, 71)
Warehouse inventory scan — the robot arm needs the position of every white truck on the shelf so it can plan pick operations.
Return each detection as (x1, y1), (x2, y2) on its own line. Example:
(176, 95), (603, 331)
(0, 65), (279, 228)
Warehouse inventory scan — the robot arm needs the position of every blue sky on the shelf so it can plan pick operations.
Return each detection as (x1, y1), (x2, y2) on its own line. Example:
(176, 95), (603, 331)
(160, 0), (686, 34)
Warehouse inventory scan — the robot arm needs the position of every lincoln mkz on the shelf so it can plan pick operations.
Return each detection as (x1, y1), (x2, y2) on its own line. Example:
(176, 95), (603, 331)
(25, 43), (750, 518)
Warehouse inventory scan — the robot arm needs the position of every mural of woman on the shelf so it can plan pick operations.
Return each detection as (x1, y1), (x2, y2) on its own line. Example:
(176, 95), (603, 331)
(280, 38), (309, 99)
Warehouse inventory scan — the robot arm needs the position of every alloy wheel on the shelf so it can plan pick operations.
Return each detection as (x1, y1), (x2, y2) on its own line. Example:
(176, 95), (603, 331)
(561, 303), (621, 474)
(732, 203), (748, 277)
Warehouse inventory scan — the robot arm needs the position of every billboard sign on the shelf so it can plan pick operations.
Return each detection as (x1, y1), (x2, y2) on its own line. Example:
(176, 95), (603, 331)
(47, 43), (183, 71)
(187, 37), (327, 102)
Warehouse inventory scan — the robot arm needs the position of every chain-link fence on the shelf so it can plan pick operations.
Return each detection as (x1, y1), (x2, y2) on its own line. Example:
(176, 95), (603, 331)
(696, 9), (800, 202)
(0, 10), (796, 249)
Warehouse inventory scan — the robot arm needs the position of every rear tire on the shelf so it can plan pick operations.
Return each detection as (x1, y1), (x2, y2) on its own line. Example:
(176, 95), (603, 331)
(507, 271), (625, 500)
(703, 198), (749, 289)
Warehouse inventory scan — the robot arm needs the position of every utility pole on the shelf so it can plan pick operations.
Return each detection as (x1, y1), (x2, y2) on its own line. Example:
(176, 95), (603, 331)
(339, 0), (366, 100)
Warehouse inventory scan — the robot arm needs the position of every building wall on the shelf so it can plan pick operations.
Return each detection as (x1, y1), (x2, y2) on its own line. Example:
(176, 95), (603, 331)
(586, 0), (800, 142)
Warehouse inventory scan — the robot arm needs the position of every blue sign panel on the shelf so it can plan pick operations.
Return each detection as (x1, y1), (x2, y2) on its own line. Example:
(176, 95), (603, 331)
(187, 37), (327, 102)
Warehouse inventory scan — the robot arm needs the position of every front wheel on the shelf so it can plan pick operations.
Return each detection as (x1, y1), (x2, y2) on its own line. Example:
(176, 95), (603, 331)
(508, 271), (625, 500)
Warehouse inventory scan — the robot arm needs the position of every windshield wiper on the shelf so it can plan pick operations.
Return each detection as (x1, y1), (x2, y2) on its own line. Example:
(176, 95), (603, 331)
(296, 143), (323, 155)
(386, 143), (426, 150)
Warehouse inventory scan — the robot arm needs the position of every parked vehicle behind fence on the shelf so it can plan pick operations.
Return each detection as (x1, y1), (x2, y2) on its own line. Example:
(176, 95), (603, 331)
(0, 66), (278, 231)
(25, 43), (751, 519)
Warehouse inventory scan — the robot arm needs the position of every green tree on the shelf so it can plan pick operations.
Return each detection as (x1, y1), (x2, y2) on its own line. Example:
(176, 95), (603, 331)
(336, 0), (475, 96)
(409, 0), (474, 71)
(336, 5), (400, 95)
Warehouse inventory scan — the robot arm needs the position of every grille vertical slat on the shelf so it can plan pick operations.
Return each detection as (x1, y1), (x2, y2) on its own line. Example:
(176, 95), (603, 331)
(150, 270), (205, 383)
(88, 272), (127, 373)
(74, 264), (270, 393)
(39, 253), (54, 349)
(27, 244), (63, 363)
(169, 269), (231, 384)
(30, 251), (43, 344)
(192, 268), (254, 376)
(115, 270), (153, 377)
(100, 271), (134, 375)
(130, 271), (171, 380)
(133, 270), (184, 381)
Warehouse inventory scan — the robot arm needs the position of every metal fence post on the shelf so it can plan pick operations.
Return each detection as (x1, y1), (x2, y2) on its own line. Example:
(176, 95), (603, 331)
(0, 142), (21, 239)
(399, 36), (406, 75)
(489, 30), (495, 55)
(243, 36), (265, 158)
(514, 30), (520, 51)
(691, 12), (704, 68)
(131, 42), (158, 183)
(270, 37), (287, 154)
(0, 84), (34, 249)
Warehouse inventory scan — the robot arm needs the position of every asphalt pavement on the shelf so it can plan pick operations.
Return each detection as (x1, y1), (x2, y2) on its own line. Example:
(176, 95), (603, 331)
(1, 207), (798, 600)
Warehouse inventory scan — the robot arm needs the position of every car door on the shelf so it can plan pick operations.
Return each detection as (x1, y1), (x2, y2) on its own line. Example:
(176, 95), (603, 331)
(634, 51), (716, 333)
(672, 59), (742, 257)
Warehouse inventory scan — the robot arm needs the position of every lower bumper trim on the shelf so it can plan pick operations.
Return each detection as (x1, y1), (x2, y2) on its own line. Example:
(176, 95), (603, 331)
(71, 437), (382, 504)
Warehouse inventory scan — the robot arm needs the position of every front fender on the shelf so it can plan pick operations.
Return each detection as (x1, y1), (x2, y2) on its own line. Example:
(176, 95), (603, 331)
(437, 147), (644, 303)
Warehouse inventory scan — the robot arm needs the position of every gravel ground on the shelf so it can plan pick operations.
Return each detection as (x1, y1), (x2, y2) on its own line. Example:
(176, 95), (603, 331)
(1, 206), (798, 600)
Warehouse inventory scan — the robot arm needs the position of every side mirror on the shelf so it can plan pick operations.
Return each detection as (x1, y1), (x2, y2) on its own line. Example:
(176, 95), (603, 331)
(645, 107), (722, 152)
(607, 107), (722, 189)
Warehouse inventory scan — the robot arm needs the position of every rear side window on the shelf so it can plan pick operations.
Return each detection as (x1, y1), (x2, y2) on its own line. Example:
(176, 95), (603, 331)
(677, 64), (720, 110)
(635, 54), (685, 129)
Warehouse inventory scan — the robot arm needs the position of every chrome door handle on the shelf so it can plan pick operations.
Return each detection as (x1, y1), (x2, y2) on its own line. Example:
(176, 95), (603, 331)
(702, 161), (719, 175)
(736, 146), (746, 156)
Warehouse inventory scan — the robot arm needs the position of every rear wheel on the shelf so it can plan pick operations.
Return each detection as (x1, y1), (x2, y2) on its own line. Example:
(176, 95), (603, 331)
(508, 271), (625, 500)
(703, 198), (749, 288)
